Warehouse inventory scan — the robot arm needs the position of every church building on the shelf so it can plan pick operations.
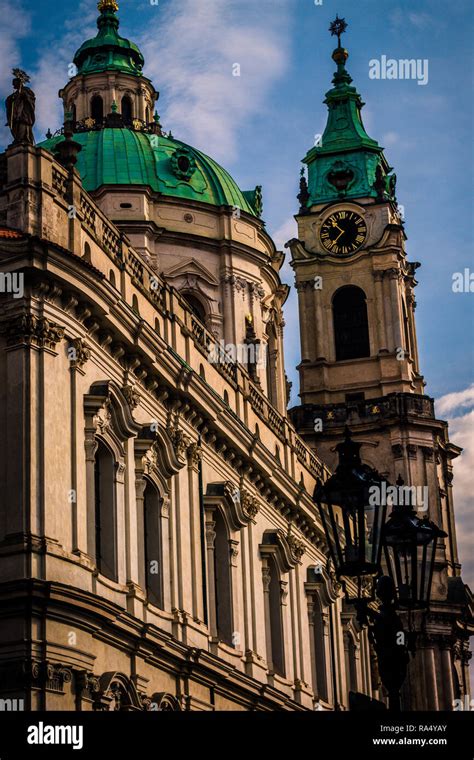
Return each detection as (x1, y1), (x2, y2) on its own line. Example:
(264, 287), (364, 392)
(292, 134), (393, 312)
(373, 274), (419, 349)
(0, 0), (471, 712)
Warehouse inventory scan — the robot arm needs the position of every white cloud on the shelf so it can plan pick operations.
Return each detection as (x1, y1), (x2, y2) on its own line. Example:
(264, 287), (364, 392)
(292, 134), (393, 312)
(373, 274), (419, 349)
(139, 0), (290, 163)
(31, 0), (97, 140)
(435, 383), (474, 417)
(436, 386), (474, 589)
(382, 131), (400, 147)
(271, 216), (297, 254)
(0, 0), (31, 146)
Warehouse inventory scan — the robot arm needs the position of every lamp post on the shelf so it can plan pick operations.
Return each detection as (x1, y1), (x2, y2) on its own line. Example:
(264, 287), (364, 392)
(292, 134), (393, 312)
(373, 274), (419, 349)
(313, 427), (446, 711)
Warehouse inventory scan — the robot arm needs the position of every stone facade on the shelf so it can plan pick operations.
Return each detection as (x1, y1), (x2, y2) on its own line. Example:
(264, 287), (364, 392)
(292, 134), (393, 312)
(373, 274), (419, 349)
(0, 142), (384, 712)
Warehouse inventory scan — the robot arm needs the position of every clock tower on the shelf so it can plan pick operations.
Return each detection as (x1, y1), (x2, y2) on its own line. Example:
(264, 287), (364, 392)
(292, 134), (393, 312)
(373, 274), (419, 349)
(288, 18), (473, 710)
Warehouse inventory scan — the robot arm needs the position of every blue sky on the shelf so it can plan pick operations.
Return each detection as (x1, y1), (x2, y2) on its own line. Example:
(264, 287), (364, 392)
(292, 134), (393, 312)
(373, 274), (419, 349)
(1, 0), (472, 581)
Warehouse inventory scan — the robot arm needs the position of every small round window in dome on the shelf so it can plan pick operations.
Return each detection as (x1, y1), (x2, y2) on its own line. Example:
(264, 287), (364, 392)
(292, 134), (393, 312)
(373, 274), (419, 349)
(171, 148), (196, 181)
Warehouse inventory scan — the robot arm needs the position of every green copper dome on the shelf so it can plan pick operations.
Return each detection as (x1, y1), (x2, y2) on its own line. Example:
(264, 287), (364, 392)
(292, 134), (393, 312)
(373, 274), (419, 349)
(302, 44), (396, 207)
(73, 2), (144, 76)
(39, 129), (259, 216)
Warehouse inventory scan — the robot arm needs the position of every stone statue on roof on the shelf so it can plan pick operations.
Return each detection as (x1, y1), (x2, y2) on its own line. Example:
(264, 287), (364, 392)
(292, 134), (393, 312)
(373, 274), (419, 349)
(5, 69), (36, 146)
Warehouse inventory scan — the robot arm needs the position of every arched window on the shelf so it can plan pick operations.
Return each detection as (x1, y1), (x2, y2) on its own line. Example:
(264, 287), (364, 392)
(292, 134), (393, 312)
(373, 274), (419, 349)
(121, 95), (133, 122)
(223, 390), (229, 406)
(94, 440), (117, 581)
(145, 106), (150, 125)
(143, 480), (164, 608)
(132, 294), (140, 314)
(109, 269), (116, 288)
(199, 363), (205, 380)
(213, 509), (233, 645)
(91, 95), (104, 123)
(182, 293), (206, 323)
(333, 286), (370, 361)
(267, 556), (285, 676)
(402, 299), (411, 356)
(69, 104), (77, 124)
(154, 318), (160, 334)
(83, 242), (91, 262)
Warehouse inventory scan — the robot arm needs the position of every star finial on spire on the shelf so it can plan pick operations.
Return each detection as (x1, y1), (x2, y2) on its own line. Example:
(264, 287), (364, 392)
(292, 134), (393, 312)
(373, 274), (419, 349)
(329, 14), (348, 47)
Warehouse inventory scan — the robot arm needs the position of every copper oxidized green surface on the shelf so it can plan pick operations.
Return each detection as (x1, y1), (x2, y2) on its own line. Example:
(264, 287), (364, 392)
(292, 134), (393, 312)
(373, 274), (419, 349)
(302, 47), (396, 207)
(73, 8), (144, 76)
(39, 129), (258, 217)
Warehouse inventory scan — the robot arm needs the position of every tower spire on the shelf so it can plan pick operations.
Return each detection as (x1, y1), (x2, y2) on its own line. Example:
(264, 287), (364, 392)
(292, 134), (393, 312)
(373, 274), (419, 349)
(98, 0), (119, 12)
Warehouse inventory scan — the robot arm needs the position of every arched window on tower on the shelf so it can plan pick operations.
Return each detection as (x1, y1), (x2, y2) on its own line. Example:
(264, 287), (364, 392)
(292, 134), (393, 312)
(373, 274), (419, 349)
(333, 285), (370, 361)
(94, 440), (117, 581)
(121, 95), (133, 123)
(91, 95), (104, 123)
(402, 299), (411, 357)
(143, 480), (164, 608)
(145, 106), (150, 125)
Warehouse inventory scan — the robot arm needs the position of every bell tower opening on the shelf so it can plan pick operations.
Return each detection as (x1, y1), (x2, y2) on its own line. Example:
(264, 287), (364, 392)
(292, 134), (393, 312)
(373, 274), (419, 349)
(333, 286), (370, 361)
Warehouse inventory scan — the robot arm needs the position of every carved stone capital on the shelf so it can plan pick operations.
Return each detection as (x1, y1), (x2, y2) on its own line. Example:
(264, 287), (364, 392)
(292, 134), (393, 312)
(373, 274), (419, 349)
(167, 424), (191, 459)
(68, 337), (91, 369)
(241, 489), (260, 521)
(6, 314), (65, 350)
(187, 442), (202, 467)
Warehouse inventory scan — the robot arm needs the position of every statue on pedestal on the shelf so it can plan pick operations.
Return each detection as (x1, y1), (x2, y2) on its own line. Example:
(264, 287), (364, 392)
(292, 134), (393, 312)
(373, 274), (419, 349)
(5, 69), (36, 145)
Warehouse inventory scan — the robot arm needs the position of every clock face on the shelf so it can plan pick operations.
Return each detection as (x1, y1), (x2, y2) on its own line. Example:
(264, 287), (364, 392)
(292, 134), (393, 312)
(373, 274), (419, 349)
(320, 210), (367, 254)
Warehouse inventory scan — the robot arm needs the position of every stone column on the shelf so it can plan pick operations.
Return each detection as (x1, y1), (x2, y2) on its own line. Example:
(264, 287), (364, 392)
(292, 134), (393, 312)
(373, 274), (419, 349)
(262, 563), (273, 671)
(374, 271), (387, 352)
(204, 511), (217, 638)
(441, 643), (455, 710)
(115, 458), (127, 584)
(296, 281), (311, 362)
(160, 494), (171, 612)
(280, 578), (291, 680)
(387, 268), (403, 350)
(423, 641), (439, 710)
(187, 443), (204, 621)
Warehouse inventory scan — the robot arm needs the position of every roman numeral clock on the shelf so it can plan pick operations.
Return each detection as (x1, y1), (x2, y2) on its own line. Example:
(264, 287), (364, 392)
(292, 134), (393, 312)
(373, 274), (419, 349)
(320, 209), (367, 255)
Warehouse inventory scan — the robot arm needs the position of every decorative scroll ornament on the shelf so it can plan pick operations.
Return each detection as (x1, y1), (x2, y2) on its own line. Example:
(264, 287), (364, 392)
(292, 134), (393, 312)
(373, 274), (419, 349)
(167, 424), (191, 459)
(93, 398), (112, 434)
(286, 531), (306, 563)
(122, 384), (141, 410)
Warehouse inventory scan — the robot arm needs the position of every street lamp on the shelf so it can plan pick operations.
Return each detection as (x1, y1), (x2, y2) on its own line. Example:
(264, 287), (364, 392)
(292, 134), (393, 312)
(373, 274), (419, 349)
(314, 427), (387, 592)
(383, 476), (447, 610)
(313, 427), (447, 711)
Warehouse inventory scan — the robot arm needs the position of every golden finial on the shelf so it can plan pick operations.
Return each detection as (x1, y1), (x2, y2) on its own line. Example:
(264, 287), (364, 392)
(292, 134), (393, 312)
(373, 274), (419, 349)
(98, 0), (119, 12)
